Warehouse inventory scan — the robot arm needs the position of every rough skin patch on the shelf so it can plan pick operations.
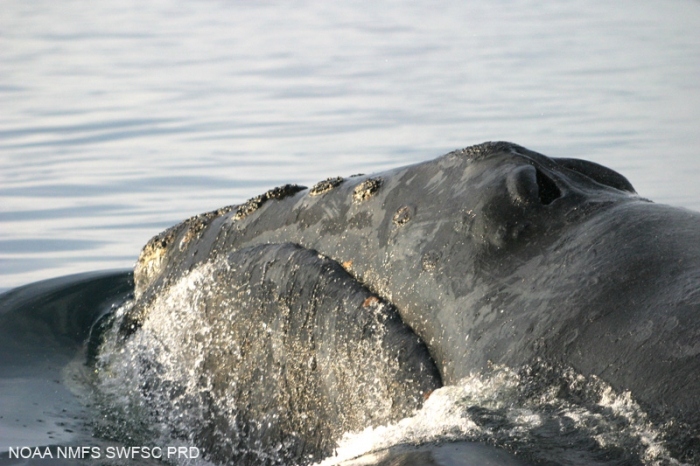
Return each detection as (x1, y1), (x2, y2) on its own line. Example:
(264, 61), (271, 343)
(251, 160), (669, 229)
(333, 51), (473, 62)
(310, 177), (344, 196)
(180, 206), (235, 250)
(134, 227), (176, 297)
(353, 178), (383, 203)
(363, 296), (381, 307)
(451, 141), (523, 161)
(393, 205), (413, 226)
(134, 205), (235, 298)
(421, 251), (441, 272)
(234, 184), (307, 221)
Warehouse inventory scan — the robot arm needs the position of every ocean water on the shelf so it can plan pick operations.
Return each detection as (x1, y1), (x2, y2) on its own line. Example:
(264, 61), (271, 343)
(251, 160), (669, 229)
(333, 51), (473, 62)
(2, 2), (700, 465)
(2, 0), (700, 292)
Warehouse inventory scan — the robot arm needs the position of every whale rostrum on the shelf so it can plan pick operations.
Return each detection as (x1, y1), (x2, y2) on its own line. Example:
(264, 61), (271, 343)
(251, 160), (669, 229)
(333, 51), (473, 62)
(109, 142), (700, 464)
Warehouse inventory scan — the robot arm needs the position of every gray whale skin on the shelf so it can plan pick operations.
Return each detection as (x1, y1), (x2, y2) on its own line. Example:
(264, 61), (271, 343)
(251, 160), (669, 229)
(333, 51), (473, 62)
(119, 141), (700, 465)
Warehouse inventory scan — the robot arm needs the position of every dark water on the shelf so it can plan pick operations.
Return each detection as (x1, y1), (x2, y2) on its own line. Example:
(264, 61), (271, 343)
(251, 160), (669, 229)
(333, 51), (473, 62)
(0, 271), (133, 458)
(2, 1), (700, 464)
(2, 0), (700, 291)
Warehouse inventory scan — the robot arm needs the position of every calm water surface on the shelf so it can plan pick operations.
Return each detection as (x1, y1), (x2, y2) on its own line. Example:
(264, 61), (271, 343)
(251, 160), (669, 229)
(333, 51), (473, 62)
(2, 0), (700, 291)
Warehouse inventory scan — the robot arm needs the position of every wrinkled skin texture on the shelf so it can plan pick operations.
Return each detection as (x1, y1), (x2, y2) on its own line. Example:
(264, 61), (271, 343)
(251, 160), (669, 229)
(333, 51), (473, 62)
(122, 142), (700, 463)
(113, 243), (440, 465)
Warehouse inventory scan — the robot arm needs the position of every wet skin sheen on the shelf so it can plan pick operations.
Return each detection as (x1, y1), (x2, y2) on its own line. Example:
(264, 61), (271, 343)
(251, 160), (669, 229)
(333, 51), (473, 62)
(122, 141), (700, 463)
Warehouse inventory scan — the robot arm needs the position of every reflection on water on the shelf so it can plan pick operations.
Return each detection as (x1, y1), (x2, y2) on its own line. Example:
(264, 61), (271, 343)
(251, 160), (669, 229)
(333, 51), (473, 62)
(1, 0), (700, 289)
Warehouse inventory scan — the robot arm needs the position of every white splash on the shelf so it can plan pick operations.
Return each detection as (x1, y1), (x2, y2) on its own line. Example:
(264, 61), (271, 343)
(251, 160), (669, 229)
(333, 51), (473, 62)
(317, 366), (687, 466)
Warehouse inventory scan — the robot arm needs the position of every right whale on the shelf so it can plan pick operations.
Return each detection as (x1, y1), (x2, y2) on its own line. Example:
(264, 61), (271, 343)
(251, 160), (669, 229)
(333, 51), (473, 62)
(107, 141), (700, 464)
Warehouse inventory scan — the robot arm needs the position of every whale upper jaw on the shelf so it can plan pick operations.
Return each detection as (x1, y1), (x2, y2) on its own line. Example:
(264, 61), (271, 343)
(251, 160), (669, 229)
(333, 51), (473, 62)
(111, 141), (700, 463)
